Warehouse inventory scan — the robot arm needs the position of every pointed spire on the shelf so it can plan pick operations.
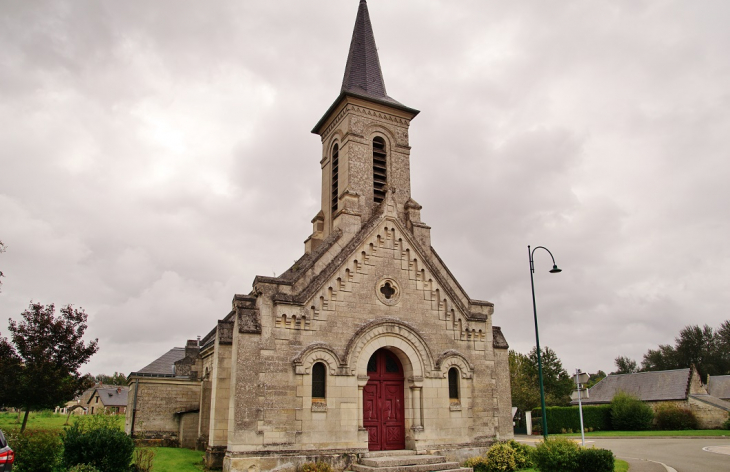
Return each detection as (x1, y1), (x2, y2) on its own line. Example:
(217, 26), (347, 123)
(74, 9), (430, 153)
(341, 0), (395, 103)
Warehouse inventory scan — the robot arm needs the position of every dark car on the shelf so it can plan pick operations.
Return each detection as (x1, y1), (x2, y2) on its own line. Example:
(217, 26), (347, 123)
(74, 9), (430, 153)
(0, 430), (13, 471)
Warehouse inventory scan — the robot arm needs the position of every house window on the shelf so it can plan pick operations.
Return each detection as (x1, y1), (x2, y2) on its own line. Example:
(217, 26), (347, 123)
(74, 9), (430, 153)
(448, 367), (460, 400)
(373, 137), (386, 203)
(312, 362), (326, 399)
(331, 143), (339, 215)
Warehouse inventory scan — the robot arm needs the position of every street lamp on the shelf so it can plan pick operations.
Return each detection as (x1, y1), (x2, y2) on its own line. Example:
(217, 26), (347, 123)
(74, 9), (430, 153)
(528, 245), (562, 441)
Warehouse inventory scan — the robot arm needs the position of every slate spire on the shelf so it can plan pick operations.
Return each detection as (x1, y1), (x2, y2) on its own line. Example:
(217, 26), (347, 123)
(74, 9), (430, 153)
(341, 0), (395, 103)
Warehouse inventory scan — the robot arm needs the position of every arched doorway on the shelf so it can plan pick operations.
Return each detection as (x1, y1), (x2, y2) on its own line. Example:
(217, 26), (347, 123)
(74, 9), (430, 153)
(363, 348), (405, 451)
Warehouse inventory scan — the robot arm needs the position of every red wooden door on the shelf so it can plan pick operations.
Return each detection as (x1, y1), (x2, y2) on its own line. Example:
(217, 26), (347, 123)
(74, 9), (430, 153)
(363, 349), (405, 451)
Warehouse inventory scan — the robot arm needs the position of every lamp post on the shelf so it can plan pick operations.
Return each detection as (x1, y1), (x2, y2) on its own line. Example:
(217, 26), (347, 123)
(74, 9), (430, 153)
(528, 245), (562, 441)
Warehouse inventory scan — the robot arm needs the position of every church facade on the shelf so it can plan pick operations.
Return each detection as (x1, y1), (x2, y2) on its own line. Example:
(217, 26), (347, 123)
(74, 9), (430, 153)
(126, 2), (513, 470)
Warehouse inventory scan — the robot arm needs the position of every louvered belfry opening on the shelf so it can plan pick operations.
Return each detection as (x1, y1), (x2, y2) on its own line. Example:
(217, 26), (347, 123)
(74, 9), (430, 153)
(372, 137), (387, 204)
(331, 143), (339, 215)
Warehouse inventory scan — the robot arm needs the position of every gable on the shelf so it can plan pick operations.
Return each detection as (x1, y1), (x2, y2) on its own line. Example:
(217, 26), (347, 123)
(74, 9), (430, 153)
(266, 213), (491, 347)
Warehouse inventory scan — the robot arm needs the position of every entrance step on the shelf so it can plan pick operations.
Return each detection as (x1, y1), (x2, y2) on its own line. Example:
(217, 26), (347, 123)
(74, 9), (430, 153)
(361, 450), (416, 459)
(352, 453), (471, 472)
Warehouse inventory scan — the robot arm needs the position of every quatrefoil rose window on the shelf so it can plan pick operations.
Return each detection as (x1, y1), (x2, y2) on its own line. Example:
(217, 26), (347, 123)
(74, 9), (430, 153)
(376, 277), (401, 306)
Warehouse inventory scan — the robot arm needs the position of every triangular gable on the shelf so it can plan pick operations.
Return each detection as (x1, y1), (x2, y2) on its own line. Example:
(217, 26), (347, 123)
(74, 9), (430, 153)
(265, 209), (490, 344)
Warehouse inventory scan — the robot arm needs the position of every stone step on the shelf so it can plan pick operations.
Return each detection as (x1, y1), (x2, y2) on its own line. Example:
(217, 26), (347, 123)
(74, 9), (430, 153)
(360, 455), (446, 468)
(352, 462), (461, 472)
(362, 450), (418, 458)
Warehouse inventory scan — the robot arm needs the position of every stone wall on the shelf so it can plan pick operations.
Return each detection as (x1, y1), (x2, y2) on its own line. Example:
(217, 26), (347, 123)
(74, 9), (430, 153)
(125, 377), (201, 445)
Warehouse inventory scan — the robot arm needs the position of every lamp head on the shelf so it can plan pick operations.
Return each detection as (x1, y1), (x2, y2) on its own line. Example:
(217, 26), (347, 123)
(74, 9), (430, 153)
(549, 265), (562, 274)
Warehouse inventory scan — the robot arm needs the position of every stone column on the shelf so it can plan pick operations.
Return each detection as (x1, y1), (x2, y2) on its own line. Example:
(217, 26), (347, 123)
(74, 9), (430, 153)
(410, 386), (422, 428)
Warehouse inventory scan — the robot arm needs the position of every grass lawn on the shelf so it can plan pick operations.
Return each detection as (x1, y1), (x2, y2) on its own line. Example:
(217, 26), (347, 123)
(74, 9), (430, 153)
(554, 429), (729, 437)
(0, 411), (124, 432)
(148, 447), (205, 472)
(520, 459), (629, 472)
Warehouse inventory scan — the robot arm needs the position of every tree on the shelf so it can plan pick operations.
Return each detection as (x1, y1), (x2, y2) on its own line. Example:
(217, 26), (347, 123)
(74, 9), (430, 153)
(509, 350), (541, 412)
(638, 322), (730, 378)
(509, 346), (574, 412)
(94, 372), (128, 386)
(2, 302), (98, 432)
(526, 346), (574, 406)
(586, 370), (606, 388)
(612, 356), (638, 374)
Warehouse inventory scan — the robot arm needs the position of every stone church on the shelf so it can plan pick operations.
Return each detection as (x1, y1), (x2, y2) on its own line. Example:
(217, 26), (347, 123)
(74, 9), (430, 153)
(126, 2), (513, 470)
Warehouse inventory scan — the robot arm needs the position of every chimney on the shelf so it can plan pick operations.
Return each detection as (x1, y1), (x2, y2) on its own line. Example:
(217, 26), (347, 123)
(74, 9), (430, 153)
(117, 387), (122, 394)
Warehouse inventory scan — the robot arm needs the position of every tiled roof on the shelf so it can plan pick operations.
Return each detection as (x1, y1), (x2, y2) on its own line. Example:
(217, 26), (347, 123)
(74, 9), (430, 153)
(89, 387), (128, 407)
(707, 375), (730, 399)
(341, 0), (398, 105)
(583, 368), (691, 403)
(134, 347), (185, 376)
(689, 394), (730, 412)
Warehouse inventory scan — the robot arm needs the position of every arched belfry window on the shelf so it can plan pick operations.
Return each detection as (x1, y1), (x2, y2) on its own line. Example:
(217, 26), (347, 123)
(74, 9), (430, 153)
(331, 143), (339, 215)
(312, 362), (326, 399)
(373, 137), (387, 204)
(448, 367), (460, 400)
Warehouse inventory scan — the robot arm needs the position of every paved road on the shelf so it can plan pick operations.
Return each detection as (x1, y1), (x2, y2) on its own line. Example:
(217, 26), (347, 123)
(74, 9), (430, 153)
(514, 435), (730, 472)
(591, 437), (730, 472)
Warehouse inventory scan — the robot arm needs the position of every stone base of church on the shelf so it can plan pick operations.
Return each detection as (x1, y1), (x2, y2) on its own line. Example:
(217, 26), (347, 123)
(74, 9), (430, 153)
(223, 450), (364, 472)
(206, 445), (227, 470)
(221, 443), (497, 472)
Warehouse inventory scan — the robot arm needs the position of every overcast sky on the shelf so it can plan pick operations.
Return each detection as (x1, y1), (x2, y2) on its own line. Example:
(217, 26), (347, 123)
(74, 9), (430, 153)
(2, 0), (729, 379)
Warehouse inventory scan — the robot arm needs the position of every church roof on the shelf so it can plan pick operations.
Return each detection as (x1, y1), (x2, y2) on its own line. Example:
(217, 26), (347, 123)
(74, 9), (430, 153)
(132, 347), (185, 377)
(313, 0), (418, 134)
(341, 0), (395, 104)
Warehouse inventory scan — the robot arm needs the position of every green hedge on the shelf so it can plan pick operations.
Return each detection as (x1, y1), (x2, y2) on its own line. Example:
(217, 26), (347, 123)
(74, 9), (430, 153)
(531, 405), (612, 432)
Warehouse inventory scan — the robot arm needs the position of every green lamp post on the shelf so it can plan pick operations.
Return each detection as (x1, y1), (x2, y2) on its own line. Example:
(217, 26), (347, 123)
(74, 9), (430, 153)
(528, 245), (562, 440)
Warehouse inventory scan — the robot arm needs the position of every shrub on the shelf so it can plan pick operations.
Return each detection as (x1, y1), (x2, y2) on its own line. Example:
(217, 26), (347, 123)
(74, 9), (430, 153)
(484, 442), (516, 472)
(723, 414), (730, 430)
(299, 461), (334, 472)
(503, 440), (534, 469)
(576, 447), (614, 472)
(67, 465), (102, 472)
(655, 404), (698, 430)
(62, 414), (134, 472)
(533, 437), (580, 472)
(131, 448), (155, 472)
(610, 392), (654, 431)
(5, 429), (62, 472)
(532, 405), (612, 432)
(463, 455), (489, 472)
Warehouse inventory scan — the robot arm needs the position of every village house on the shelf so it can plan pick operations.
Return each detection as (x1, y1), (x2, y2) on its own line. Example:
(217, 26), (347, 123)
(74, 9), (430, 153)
(126, 2), (513, 470)
(579, 367), (730, 429)
(88, 386), (129, 415)
(707, 375), (730, 402)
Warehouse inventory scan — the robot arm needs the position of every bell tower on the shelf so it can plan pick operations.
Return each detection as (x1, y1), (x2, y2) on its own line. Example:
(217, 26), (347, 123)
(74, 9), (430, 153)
(306, 0), (420, 253)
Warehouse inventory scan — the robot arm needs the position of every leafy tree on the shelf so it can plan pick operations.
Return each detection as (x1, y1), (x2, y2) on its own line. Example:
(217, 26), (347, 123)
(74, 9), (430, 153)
(585, 370), (606, 388)
(612, 356), (638, 374)
(640, 344), (678, 372)
(2, 302), (99, 432)
(638, 322), (730, 378)
(509, 350), (541, 412)
(509, 346), (573, 411)
(527, 346), (574, 406)
(94, 372), (128, 386)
